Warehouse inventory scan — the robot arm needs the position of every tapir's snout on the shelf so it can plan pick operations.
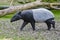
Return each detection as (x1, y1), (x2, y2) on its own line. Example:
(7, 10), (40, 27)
(10, 20), (12, 22)
(10, 18), (16, 22)
(10, 20), (13, 22)
(10, 14), (22, 22)
(10, 17), (20, 22)
(10, 19), (14, 22)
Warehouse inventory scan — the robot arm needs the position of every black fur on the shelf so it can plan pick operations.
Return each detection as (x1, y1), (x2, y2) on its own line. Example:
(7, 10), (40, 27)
(20, 10), (35, 30)
(45, 18), (55, 30)
(20, 10), (35, 22)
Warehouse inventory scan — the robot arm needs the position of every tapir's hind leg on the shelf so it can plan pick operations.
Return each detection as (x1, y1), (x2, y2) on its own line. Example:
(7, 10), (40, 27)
(52, 21), (55, 29)
(45, 18), (55, 30)
(20, 21), (28, 31)
(47, 20), (55, 29)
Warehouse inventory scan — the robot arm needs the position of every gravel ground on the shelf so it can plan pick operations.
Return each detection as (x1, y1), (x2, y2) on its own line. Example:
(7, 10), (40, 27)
(0, 19), (60, 40)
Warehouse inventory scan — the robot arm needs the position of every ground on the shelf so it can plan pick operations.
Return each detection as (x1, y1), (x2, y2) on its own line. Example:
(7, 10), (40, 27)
(0, 0), (60, 40)
(0, 19), (60, 40)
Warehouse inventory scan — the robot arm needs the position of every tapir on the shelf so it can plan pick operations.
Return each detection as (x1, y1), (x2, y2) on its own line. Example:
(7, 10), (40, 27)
(10, 8), (55, 31)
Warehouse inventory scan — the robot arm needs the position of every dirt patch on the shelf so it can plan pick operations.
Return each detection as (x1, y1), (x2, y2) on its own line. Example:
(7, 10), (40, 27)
(0, 19), (60, 40)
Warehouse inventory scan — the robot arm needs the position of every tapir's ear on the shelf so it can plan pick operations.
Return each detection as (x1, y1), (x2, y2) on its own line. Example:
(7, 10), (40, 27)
(18, 11), (21, 15)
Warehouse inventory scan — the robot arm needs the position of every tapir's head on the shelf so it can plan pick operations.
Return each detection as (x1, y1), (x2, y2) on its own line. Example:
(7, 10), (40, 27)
(10, 11), (22, 22)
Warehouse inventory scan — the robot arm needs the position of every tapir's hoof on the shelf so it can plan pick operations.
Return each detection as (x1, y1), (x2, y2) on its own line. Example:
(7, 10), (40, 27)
(20, 29), (23, 31)
(47, 29), (51, 31)
(33, 29), (35, 31)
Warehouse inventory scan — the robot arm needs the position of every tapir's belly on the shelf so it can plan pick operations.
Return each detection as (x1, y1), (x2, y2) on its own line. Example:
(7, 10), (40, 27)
(32, 8), (54, 23)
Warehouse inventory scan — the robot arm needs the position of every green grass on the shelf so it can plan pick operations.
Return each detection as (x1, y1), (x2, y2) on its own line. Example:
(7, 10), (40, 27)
(51, 10), (60, 21)
(1, 14), (14, 19)
(42, 0), (60, 2)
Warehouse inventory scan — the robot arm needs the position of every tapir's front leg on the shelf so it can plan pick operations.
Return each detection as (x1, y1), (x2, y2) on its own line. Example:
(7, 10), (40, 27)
(20, 21), (28, 31)
(30, 22), (35, 31)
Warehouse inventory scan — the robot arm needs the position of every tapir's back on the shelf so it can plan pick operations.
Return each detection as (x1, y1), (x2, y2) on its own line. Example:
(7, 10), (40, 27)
(32, 8), (54, 22)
